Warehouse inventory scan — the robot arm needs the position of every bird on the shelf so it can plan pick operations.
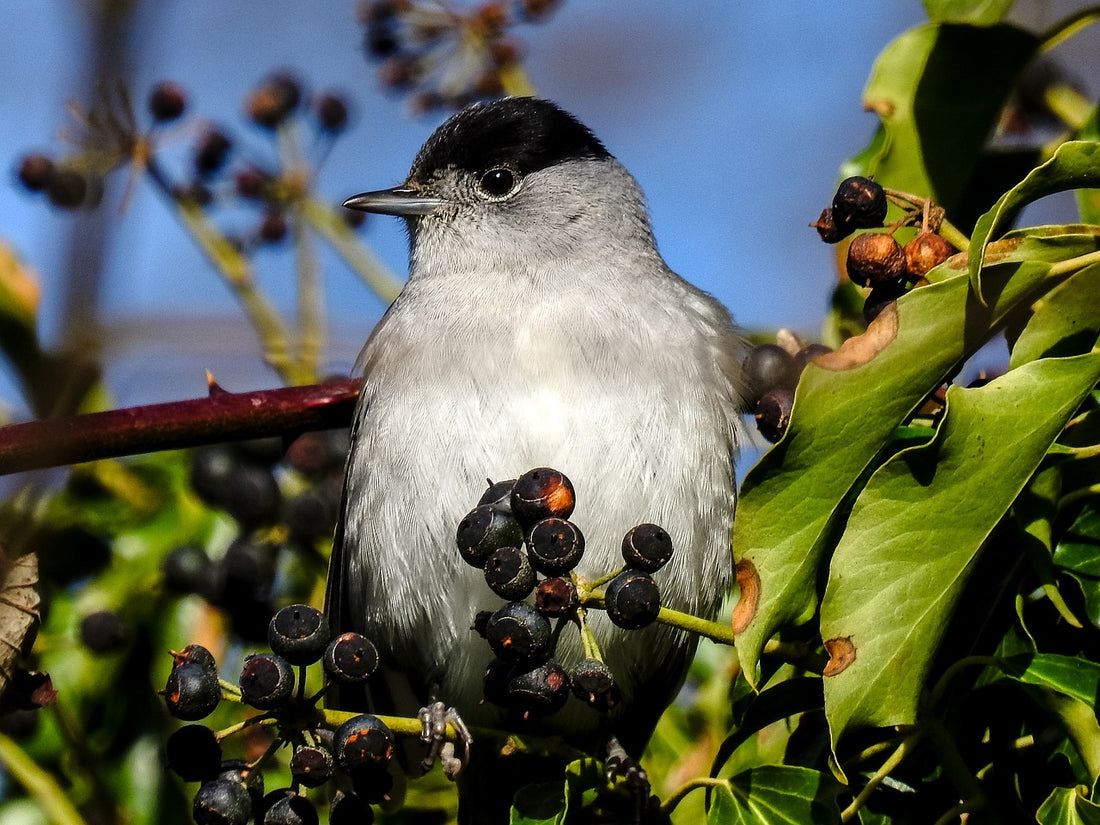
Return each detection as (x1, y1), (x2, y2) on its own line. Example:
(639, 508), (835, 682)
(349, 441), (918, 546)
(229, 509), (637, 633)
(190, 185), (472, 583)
(326, 96), (746, 822)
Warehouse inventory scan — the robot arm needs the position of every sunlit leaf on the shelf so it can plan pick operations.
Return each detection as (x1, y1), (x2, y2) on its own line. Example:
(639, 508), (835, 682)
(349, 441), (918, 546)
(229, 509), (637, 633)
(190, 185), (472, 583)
(733, 229), (1100, 685)
(1054, 505), (1100, 628)
(970, 141), (1100, 299)
(998, 653), (1100, 709)
(922, 0), (1016, 25)
(1009, 263), (1100, 368)
(1078, 106), (1100, 224)
(707, 766), (841, 824)
(1037, 785), (1100, 825)
(819, 352), (1100, 744)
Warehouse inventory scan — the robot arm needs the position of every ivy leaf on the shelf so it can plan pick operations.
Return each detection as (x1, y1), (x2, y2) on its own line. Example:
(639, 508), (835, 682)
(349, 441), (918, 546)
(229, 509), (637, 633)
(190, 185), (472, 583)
(818, 352), (1100, 746)
(1008, 263), (1100, 368)
(1055, 506), (1100, 628)
(922, 0), (1016, 25)
(1078, 106), (1100, 224)
(733, 229), (1100, 686)
(860, 22), (1036, 212)
(969, 141), (1100, 301)
(707, 766), (841, 824)
(998, 653), (1100, 710)
(1036, 785), (1100, 825)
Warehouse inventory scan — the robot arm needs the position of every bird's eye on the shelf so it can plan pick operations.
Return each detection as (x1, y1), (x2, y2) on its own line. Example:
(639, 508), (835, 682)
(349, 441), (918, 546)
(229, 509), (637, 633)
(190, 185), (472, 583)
(477, 168), (518, 199)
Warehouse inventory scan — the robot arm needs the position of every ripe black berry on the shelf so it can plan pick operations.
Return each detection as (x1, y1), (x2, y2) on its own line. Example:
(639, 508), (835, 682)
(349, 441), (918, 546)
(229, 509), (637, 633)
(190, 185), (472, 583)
(511, 468), (575, 527)
(478, 478), (517, 509)
(268, 604), (330, 665)
(192, 778), (252, 825)
(313, 93), (350, 132)
(164, 544), (216, 596)
(833, 176), (887, 229)
(16, 153), (54, 192)
(246, 72), (302, 129)
(264, 791), (319, 825)
(258, 210), (288, 244)
(603, 571), (661, 630)
(164, 661), (221, 721)
(846, 232), (907, 288)
(334, 714), (395, 773)
(238, 653), (295, 709)
(484, 546), (537, 600)
(330, 791), (374, 825)
(284, 488), (337, 541)
(219, 536), (279, 598)
(534, 576), (577, 617)
(456, 504), (522, 567)
(166, 724), (222, 782)
(290, 745), (334, 788)
(485, 602), (552, 663)
(172, 643), (217, 671)
(755, 387), (794, 443)
(323, 632), (380, 684)
(46, 168), (88, 209)
(621, 523), (673, 573)
(742, 343), (798, 406)
(508, 659), (570, 717)
(148, 81), (187, 121)
(569, 658), (620, 712)
(194, 129), (232, 176)
(79, 610), (128, 653)
(526, 517), (584, 575)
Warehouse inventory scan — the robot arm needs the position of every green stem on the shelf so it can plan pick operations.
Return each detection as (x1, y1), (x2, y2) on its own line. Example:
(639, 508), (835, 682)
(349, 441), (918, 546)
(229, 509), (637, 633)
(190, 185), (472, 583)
(0, 732), (85, 825)
(1047, 248), (1100, 279)
(1058, 483), (1100, 511)
(840, 729), (922, 822)
(937, 219), (970, 255)
(574, 607), (603, 661)
(1040, 4), (1100, 52)
(923, 718), (989, 813)
(299, 197), (403, 303)
(659, 776), (728, 816)
(585, 588), (736, 645)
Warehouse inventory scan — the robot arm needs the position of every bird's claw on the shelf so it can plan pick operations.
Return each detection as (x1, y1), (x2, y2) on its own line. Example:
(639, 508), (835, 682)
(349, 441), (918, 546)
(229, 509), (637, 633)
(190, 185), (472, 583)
(418, 701), (473, 780)
(605, 736), (651, 824)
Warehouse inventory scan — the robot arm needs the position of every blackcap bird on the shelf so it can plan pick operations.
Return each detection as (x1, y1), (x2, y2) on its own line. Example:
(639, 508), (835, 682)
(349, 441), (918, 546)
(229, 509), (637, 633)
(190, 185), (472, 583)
(327, 96), (746, 820)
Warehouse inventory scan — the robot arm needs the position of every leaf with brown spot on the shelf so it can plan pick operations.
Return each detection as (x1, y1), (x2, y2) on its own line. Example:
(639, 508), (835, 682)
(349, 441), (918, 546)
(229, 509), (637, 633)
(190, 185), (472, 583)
(813, 304), (898, 372)
(822, 638), (856, 677)
(730, 559), (760, 634)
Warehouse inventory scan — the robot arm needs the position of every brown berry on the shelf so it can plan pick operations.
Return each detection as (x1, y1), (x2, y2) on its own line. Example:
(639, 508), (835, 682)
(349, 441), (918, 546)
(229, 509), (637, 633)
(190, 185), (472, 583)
(903, 231), (955, 279)
(246, 72), (302, 129)
(811, 207), (851, 244)
(846, 232), (906, 288)
(148, 81), (187, 121)
(17, 153), (54, 192)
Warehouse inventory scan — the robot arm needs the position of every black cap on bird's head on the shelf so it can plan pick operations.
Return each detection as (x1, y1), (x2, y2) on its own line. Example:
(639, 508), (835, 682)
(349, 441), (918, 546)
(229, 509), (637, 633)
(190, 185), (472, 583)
(343, 97), (612, 217)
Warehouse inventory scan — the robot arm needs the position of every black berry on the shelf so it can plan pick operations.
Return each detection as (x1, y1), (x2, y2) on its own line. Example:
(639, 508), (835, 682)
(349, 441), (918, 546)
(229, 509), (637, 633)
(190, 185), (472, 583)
(507, 659), (570, 717)
(833, 176), (887, 229)
(313, 93), (350, 132)
(485, 602), (552, 663)
(569, 658), (620, 712)
(268, 604), (330, 666)
(330, 791), (374, 825)
(603, 571), (661, 630)
(46, 168), (88, 209)
(511, 468), (575, 527)
(246, 72), (302, 129)
(526, 517), (584, 575)
(477, 478), (517, 509)
(192, 779), (252, 825)
(164, 544), (216, 596)
(148, 81), (187, 121)
(534, 576), (577, 617)
(238, 653), (295, 709)
(334, 714), (395, 773)
(16, 153), (54, 192)
(742, 343), (798, 406)
(194, 129), (232, 176)
(621, 523), (673, 573)
(456, 504), (522, 567)
(811, 206), (852, 243)
(483, 546), (537, 600)
(263, 791), (318, 825)
(164, 661), (221, 721)
(166, 724), (222, 782)
(290, 745), (333, 788)
(323, 632), (380, 684)
(755, 387), (794, 443)
(79, 610), (128, 653)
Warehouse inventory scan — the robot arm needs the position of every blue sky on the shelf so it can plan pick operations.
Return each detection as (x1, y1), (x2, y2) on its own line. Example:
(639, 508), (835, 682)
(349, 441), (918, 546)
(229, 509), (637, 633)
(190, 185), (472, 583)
(0, 2), (1093, 412)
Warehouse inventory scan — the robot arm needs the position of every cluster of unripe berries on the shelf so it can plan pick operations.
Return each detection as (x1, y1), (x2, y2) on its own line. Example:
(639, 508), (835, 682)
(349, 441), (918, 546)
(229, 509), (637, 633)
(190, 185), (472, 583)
(456, 468), (674, 718)
(359, 0), (559, 114)
(813, 176), (955, 323)
(164, 430), (347, 643)
(16, 76), (362, 246)
(163, 604), (391, 825)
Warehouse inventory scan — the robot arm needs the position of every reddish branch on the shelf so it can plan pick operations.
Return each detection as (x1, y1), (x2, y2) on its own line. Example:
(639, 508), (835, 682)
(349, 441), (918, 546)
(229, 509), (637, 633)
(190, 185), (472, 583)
(0, 377), (362, 475)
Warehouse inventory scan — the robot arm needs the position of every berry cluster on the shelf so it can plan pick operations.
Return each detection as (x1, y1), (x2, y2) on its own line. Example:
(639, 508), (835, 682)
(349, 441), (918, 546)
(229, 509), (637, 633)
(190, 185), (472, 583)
(742, 337), (832, 443)
(457, 468), (674, 718)
(165, 430), (348, 643)
(358, 0), (559, 114)
(15, 75), (362, 247)
(812, 176), (956, 324)
(163, 604), (390, 825)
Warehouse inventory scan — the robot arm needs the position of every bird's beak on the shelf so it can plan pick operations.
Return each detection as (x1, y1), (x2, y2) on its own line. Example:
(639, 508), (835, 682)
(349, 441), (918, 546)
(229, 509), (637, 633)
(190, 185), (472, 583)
(342, 186), (445, 217)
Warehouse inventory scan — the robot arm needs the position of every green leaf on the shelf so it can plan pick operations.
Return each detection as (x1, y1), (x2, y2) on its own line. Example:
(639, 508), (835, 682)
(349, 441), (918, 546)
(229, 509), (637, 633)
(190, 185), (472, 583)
(922, 0), (1016, 25)
(733, 229), (1100, 685)
(970, 141), (1100, 299)
(1078, 106), (1100, 224)
(1037, 785), (1100, 825)
(1009, 263), (1100, 368)
(708, 766), (841, 824)
(511, 783), (565, 825)
(1054, 505), (1100, 628)
(998, 653), (1100, 710)
(861, 22), (1036, 212)
(818, 352), (1100, 745)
